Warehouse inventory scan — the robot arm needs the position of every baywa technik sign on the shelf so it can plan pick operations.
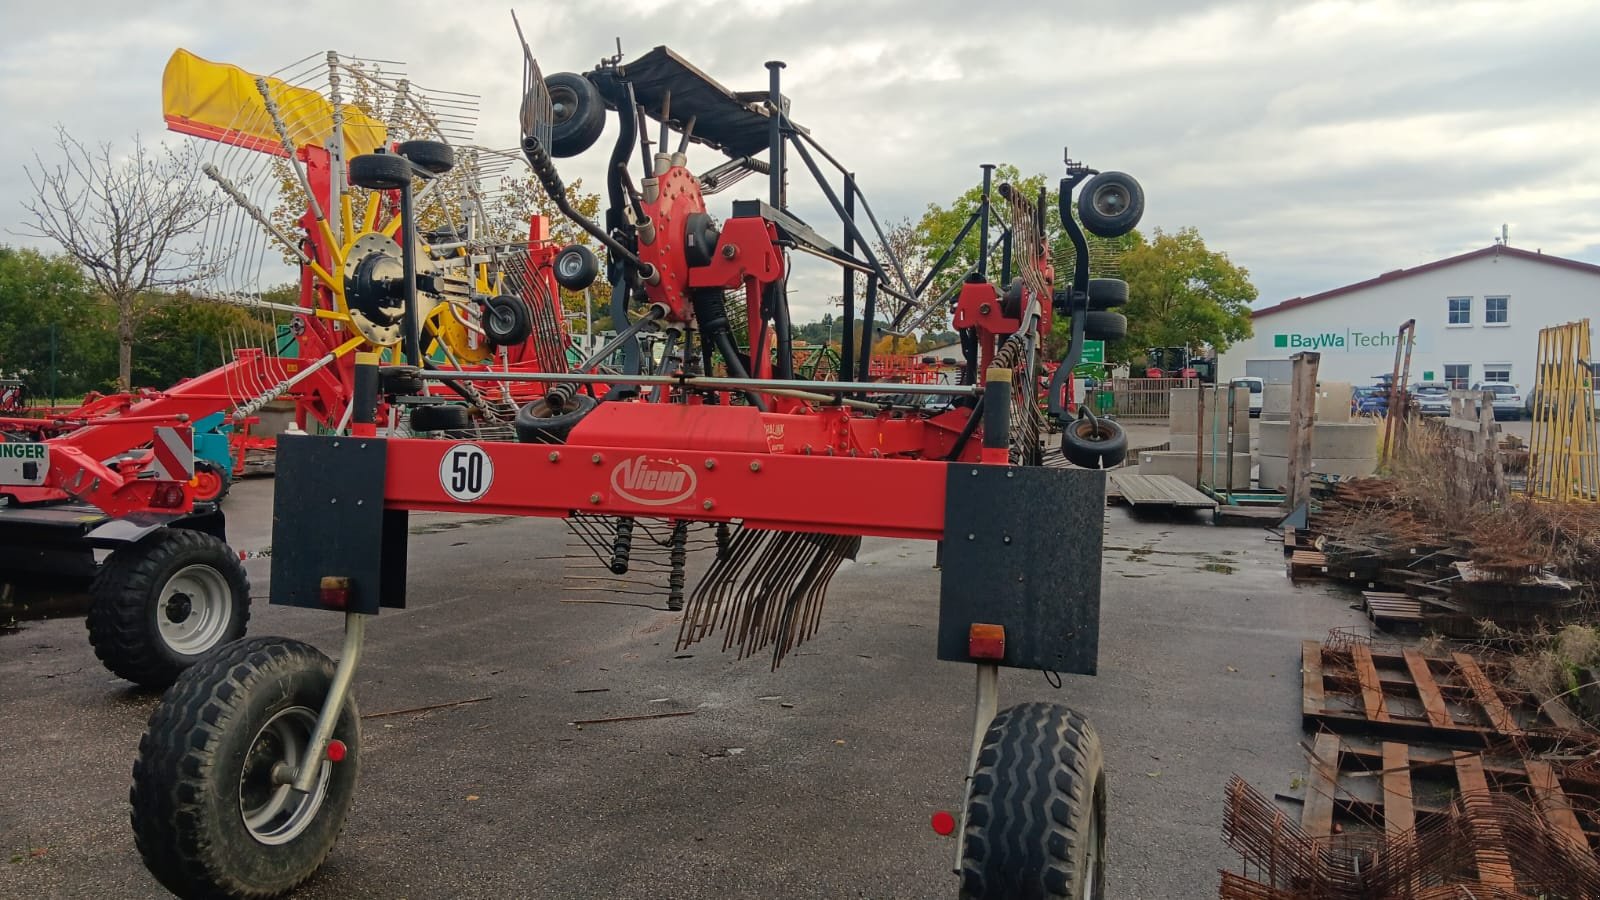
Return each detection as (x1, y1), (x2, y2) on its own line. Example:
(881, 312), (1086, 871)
(1271, 329), (1417, 353)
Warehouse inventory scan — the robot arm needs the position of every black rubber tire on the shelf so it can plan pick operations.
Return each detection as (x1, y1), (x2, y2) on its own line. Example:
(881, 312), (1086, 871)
(545, 72), (607, 158)
(1060, 415), (1128, 469)
(1077, 171), (1145, 239)
(86, 528), (251, 689)
(553, 244), (600, 290)
(482, 294), (533, 346)
(1086, 278), (1128, 310)
(131, 637), (361, 900)
(397, 139), (454, 176)
(959, 702), (1106, 900)
(347, 153), (411, 191)
(379, 365), (425, 397)
(409, 403), (471, 432)
(514, 392), (598, 443)
(1081, 311), (1127, 343)
(192, 460), (231, 504)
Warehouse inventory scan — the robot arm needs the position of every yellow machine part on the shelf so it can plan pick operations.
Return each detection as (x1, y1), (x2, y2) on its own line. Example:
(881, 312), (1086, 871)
(161, 48), (386, 156)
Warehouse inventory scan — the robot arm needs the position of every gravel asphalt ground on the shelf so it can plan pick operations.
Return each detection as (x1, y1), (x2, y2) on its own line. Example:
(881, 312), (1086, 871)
(1, 474), (1363, 899)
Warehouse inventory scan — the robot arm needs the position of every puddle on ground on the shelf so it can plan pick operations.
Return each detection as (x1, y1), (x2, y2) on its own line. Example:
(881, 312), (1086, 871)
(1200, 563), (1236, 574)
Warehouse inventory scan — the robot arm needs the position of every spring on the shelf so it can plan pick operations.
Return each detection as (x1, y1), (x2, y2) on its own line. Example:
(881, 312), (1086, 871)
(667, 520), (688, 611)
(609, 517), (635, 575)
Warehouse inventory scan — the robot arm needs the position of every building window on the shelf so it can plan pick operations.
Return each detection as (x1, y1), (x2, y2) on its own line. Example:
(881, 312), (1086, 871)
(1445, 363), (1471, 389)
(1482, 365), (1511, 383)
(1447, 296), (1471, 325)
(1485, 296), (1508, 325)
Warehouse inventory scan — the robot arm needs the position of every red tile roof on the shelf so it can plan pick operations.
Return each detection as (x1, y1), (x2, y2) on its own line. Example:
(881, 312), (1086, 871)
(1252, 245), (1600, 319)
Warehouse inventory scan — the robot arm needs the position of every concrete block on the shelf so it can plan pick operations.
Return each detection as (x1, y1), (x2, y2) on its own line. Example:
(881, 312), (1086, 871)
(1168, 432), (1253, 454)
(1169, 388), (1249, 434)
(1258, 421), (1378, 458)
(1137, 450), (1250, 488)
(1261, 382), (1352, 423)
(1257, 454), (1379, 491)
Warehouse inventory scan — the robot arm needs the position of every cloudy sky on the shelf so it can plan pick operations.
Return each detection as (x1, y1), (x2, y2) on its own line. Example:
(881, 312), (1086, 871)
(2, 0), (1597, 323)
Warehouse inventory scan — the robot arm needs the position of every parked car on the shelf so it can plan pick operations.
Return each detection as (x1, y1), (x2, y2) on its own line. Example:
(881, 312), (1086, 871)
(1469, 382), (1523, 420)
(1233, 377), (1264, 417)
(1412, 381), (1452, 416)
(1351, 385), (1388, 416)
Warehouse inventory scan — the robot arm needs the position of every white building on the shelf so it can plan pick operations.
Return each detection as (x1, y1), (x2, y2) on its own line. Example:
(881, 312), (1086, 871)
(1218, 245), (1600, 391)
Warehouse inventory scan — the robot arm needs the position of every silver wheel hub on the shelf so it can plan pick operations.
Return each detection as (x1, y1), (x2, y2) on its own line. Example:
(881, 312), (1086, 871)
(157, 564), (232, 655)
(239, 706), (332, 846)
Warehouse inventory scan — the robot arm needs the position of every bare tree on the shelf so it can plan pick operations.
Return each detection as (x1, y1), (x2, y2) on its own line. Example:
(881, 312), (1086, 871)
(22, 127), (218, 389)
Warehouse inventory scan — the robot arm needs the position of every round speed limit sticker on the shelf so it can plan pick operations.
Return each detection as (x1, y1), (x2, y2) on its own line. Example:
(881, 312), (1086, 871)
(439, 443), (494, 502)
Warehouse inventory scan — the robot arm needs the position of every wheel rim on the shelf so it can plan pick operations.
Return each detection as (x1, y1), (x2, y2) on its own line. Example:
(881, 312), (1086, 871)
(558, 253), (584, 279)
(194, 466), (224, 502)
(239, 706), (332, 846)
(157, 564), (233, 655)
(490, 305), (516, 335)
(1091, 184), (1128, 216)
(550, 86), (577, 126)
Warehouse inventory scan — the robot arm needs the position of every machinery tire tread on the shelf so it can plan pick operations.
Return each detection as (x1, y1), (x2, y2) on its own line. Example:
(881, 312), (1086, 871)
(959, 702), (1106, 900)
(86, 528), (251, 689)
(131, 637), (360, 900)
(409, 403), (472, 432)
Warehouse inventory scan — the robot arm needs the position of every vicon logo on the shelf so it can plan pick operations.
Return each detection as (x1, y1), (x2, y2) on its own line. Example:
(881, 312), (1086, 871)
(610, 455), (698, 506)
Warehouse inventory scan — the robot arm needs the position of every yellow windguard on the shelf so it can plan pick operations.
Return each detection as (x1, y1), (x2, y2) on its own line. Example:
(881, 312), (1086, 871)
(161, 49), (386, 157)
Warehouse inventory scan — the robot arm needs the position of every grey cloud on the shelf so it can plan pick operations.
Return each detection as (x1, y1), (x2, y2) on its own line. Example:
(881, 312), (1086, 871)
(2, 0), (1596, 321)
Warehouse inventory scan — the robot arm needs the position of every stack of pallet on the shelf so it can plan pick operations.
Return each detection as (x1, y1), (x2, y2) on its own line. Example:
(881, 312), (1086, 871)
(1220, 638), (1600, 897)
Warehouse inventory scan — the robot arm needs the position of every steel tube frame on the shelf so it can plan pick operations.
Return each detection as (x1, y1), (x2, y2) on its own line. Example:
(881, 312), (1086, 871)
(412, 368), (980, 396)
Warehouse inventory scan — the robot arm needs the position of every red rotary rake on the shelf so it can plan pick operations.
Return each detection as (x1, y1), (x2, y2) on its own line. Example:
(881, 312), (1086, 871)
(131, 32), (1143, 900)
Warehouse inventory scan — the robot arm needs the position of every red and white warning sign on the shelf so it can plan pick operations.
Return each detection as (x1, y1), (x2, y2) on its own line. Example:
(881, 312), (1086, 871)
(149, 426), (195, 482)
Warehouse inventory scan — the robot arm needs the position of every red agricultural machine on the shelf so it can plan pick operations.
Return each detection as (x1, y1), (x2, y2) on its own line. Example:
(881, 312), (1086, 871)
(0, 49), (592, 688)
(130, 33), (1142, 900)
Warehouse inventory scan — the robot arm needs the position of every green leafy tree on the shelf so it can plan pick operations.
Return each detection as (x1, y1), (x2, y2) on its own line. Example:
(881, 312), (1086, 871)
(0, 246), (115, 400)
(1119, 227), (1255, 359)
(131, 292), (275, 389)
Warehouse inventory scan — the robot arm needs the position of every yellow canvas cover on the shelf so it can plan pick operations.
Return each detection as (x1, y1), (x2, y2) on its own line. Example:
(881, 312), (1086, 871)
(161, 49), (386, 156)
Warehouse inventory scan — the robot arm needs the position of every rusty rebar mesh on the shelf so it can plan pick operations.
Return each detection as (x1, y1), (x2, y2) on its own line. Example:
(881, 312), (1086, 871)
(1222, 776), (1600, 898)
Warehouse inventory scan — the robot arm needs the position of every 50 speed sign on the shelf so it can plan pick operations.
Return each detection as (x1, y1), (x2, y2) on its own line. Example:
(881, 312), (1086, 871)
(439, 443), (493, 502)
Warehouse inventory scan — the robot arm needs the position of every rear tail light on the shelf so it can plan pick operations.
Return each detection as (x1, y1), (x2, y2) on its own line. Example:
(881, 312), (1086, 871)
(319, 576), (350, 610)
(968, 623), (1006, 660)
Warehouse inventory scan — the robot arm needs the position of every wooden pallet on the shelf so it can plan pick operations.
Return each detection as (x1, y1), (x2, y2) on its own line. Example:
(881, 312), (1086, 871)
(1292, 732), (1597, 859)
(1289, 550), (1328, 581)
(1361, 591), (1423, 630)
(1302, 640), (1586, 746)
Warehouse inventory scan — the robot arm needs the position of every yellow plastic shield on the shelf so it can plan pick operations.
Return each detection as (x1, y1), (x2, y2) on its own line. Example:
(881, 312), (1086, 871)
(161, 48), (386, 156)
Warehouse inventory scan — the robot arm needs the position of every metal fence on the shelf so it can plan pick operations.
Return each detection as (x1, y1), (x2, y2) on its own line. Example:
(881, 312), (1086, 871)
(1107, 377), (1197, 421)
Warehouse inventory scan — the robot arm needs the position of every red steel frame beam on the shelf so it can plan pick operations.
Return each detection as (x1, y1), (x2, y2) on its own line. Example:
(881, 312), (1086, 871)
(382, 436), (950, 541)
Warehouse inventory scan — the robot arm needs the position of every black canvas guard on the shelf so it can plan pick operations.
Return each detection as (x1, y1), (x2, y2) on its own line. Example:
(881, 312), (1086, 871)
(269, 434), (407, 615)
(937, 463), (1105, 674)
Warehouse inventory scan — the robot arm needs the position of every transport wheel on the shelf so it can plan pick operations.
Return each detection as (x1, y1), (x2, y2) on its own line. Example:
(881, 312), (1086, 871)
(553, 244), (600, 290)
(1077, 171), (1144, 238)
(396, 139), (454, 175)
(1081, 311), (1127, 343)
(379, 364), (425, 396)
(545, 72), (606, 158)
(514, 392), (598, 443)
(482, 294), (533, 346)
(347, 153), (411, 192)
(409, 403), (471, 432)
(959, 702), (1106, 900)
(132, 637), (361, 899)
(1060, 414), (1127, 469)
(87, 528), (251, 689)
(192, 460), (231, 504)
(1085, 278), (1128, 310)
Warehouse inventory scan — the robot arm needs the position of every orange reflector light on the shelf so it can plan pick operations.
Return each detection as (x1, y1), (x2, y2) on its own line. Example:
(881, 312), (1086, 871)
(319, 576), (350, 610)
(968, 623), (1005, 660)
(931, 811), (956, 836)
(326, 739), (347, 762)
